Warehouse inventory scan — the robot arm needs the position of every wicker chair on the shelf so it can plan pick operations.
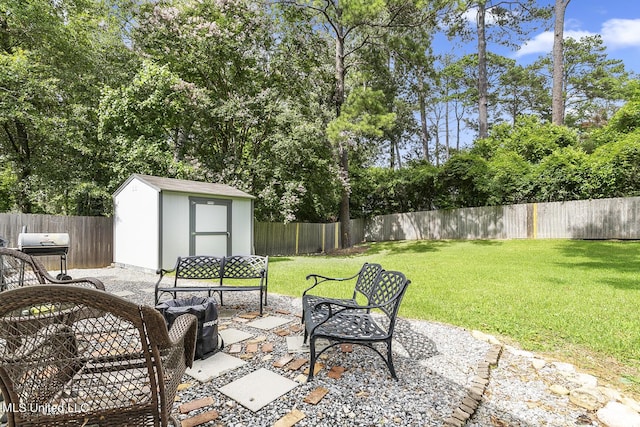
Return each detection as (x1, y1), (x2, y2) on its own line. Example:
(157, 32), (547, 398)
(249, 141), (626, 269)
(0, 285), (197, 426)
(0, 248), (104, 291)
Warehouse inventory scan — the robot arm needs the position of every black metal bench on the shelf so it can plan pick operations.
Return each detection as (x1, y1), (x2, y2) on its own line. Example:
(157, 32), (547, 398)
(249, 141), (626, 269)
(303, 269), (410, 381)
(155, 255), (269, 315)
(302, 262), (383, 319)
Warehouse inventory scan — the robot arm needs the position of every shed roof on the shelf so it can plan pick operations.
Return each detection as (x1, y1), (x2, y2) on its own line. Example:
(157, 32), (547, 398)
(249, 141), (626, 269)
(113, 174), (255, 199)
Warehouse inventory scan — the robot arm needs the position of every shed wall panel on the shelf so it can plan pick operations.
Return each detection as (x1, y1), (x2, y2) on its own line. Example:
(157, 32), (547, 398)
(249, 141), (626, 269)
(161, 192), (190, 269)
(231, 198), (253, 255)
(113, 178), (159, 270)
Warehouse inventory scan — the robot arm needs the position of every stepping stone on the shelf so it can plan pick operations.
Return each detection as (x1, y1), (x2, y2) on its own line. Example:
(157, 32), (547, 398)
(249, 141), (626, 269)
(273, 355), (294, 368)
(140, 287), (155, 293)
(261, 342), (274, 352)
(273, 409), (305, 427)
(228, 344), (242, 354)
(303, 363), (323, 376)
(247, 316), (292, 330)
(287, 358), (308, 371)
(304, 387), (329, 405)
(247, 335), (267, 344)
(286, 336), (330, 353)
(220, 328), (254, 345)
(186, 352), (246, 382)
(218, 308), (239, 319)
(327, 366), (346, 379)
(179, 396), (214, 414)
(286, 336), (309, 353)
(181, 410), (219, 427)
(218, 368), (298, 412)
(111, 290), (134, 297)
(239, 312), (260, 320)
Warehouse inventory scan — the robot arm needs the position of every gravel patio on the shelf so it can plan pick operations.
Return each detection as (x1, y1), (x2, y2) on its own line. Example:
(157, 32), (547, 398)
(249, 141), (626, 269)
(64, 266), (636, 427)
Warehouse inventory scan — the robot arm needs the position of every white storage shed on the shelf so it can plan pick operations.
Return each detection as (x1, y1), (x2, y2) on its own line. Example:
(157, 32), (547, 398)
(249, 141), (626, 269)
(113, 174), (255, 271)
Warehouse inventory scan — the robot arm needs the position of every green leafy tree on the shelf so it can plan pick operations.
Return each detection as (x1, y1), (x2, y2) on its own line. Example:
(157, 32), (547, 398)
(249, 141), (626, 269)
(496, 60), (551, 124)
(280, 0), (442, 246)
(0, 0), (136, 214)
(536, 35), (631, 130)
(436, 152), (490, 208)
(444, 0), (551, 139)
(116, 0), (340, 222)
(98, 61), (207, 186)
(532, 146), (590, 202)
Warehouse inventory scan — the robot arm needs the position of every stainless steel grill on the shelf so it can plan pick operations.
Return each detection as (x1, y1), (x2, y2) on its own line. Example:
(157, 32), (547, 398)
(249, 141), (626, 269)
(18, 232), (71, 279)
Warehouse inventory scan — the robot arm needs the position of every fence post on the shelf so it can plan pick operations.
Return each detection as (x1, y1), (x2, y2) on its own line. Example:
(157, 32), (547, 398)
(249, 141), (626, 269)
(533, 203), (538, 239)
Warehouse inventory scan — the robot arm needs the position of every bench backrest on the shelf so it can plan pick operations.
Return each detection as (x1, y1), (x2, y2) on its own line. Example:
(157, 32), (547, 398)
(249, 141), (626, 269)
(368, 270), (410, 320)
(0, 285), (190, 426)
(353, 263), (383, 301)
(221, 255), (268, 280)
(175, 255), (223, 280)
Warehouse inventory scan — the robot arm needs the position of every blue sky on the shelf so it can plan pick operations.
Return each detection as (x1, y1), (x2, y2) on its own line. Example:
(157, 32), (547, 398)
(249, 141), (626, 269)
(516, 1), (640, 74)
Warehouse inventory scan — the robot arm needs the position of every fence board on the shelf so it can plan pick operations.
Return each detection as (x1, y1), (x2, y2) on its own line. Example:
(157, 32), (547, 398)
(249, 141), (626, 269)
(4, 196), (640, 263)
(0, 213), (112, 270)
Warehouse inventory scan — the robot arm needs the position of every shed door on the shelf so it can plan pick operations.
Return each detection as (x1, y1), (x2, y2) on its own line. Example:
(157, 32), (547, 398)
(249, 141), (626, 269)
(190, 197), (231, 256)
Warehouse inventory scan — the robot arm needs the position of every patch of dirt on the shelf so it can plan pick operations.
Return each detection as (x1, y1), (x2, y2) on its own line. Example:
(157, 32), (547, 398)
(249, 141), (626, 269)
(324, 244), (370, 256)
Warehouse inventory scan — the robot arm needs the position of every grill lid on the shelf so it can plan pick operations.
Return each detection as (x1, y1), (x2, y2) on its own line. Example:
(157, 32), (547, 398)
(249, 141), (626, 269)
(18, 233), (70, 254)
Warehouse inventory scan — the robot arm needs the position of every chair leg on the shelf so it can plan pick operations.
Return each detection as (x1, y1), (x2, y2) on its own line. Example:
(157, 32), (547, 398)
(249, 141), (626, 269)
(307, 337), (316, 382)
(386, 340), (398, 380)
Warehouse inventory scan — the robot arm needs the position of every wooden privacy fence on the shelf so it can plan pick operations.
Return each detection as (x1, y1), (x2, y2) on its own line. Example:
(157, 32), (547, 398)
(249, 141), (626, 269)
(3, 196), (640, 263)
(257, 196), (640, 255)
(254, 219), (366, 256)
(365, 197), (640, 242)
(0, 213), (112, 270)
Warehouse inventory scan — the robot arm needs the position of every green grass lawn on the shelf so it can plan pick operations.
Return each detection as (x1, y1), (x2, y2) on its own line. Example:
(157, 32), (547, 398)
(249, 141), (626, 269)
(268, 239), (640, 393)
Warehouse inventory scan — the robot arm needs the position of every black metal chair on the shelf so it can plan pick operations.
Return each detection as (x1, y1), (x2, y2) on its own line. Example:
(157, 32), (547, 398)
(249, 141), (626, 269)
(303, 270), (410, 381)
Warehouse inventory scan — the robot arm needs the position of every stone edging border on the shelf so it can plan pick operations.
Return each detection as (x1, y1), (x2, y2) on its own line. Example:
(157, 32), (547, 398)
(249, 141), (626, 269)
(444, 343), (503, 427)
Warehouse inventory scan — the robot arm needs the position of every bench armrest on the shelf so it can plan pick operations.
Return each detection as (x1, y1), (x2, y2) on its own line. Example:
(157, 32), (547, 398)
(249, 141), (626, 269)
(47, 276), (105, 290)
(303, 271), (359, 296)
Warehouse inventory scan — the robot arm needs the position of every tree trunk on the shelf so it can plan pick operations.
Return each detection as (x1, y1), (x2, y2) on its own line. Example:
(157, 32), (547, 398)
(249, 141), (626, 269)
(445, 82), (450, 157)
(552, 0), (570, 125)
(476, 2), (489, 139)
(418, 79), (430, 162)
(13, 120), (33, 213)
(334, 21), (351, 248)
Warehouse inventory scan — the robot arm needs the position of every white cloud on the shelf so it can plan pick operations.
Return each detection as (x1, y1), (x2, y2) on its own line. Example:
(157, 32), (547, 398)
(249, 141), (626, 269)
(515, 31), (553, 57)
(516, 18), (640, 58)
(601, 19), (640, 48)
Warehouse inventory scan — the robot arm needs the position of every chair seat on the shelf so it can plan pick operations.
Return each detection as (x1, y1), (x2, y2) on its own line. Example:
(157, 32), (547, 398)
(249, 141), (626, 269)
(309, 312), (388, 341)
(302, 294), (358, 322)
